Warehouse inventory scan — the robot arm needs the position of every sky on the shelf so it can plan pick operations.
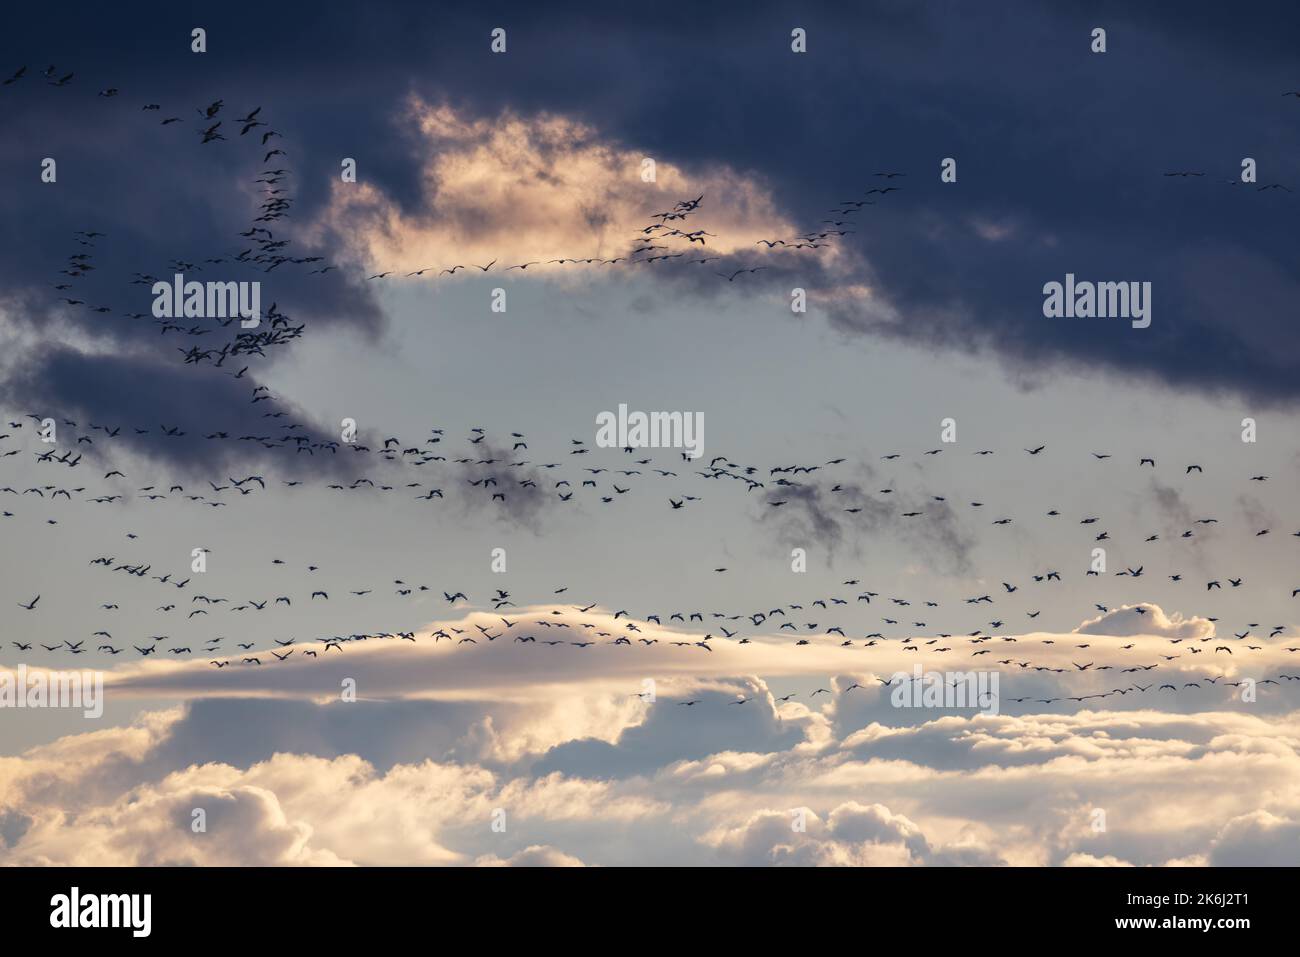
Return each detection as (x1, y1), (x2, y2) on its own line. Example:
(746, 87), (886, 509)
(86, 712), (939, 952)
(0, 1), (1298, 867)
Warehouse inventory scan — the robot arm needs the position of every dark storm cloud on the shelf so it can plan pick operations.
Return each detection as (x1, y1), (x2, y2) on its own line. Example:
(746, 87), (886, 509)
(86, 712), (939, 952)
(3, 346), (352, 477)
(3, 0), (1299, 491)
(1, 6), (396, 473)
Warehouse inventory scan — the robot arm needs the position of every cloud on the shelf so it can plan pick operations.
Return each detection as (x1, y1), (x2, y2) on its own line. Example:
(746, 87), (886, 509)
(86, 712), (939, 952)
(0, 708), (661, 866)
(759, 479), (974, 572)
(701, 801), (1003, 866)
(1061, 852), (1133, 867)
(1075, 604), (1212, 640)
(1, 347), (352, 478)
(84, 601), (1298, 719)
(2, 676), (1299, 866)
(474, 845), (586, 867)
(531, 682), (818, 780)
(453, 441), (556, 530)
(6, 1), (1300, 423)
(3, 764), (371, 866)
(312, 99), (807, 278)
(1209, 810), (1300, 866)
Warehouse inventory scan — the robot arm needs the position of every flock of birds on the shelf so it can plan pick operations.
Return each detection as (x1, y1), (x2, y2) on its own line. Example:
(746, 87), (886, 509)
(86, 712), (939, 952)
(6, 400), (1292, 517)
(3, 59), (1297, 713)
(3, 56), (913, 380)
(16, 55), (1293, 382)
(47, 186), (900, 375)
(6, 416), (1299, 711)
